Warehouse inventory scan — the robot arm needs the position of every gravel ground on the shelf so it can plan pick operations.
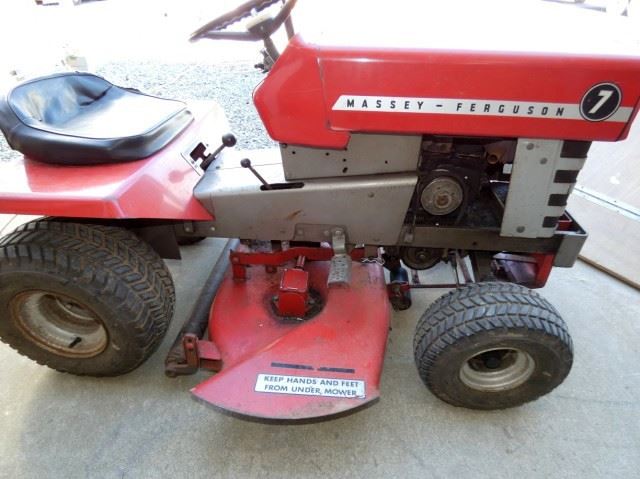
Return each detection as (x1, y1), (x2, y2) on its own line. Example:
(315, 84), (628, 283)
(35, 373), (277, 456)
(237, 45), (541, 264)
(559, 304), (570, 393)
(0, 61), (275, 162)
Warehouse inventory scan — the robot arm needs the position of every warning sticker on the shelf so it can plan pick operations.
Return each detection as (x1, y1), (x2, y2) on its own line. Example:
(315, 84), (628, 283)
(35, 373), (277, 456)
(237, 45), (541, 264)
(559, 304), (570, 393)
(255, 374), (366, 399)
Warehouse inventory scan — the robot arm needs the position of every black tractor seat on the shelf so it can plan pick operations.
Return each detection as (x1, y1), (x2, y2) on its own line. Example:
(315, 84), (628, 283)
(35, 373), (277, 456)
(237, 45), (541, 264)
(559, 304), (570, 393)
(0, 72), (193, 165)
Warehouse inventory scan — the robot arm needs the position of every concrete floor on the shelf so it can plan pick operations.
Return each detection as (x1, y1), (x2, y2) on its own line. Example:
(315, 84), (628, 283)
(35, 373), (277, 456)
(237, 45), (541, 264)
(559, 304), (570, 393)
(0, 237), (639, 479)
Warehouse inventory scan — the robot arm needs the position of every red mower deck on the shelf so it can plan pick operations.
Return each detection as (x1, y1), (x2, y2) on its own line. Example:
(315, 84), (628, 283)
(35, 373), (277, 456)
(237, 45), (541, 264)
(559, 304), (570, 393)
(192, 260), (390, 420)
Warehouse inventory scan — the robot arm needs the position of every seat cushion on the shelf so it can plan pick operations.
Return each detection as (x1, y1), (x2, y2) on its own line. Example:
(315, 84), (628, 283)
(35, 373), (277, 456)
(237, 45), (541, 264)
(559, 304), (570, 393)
(0, 72), (193, 165)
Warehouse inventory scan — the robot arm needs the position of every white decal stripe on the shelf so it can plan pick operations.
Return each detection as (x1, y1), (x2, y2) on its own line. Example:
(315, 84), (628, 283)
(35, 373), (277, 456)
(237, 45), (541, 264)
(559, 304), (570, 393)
(331, 95), (633, 123)
(608, 107), (634, 123)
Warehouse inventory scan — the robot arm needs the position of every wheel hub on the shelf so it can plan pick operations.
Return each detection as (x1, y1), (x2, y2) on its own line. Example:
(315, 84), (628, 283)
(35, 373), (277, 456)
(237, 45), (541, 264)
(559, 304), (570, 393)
(459, 347), (535, 392)
(9, 290), (108, 358)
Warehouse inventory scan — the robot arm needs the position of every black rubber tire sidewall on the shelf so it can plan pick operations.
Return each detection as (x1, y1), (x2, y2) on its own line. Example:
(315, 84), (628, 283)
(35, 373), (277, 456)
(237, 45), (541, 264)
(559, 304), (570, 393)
(414, 282), (573, 410)
(1, 269), (149, 376)
(424, 330), (572, 410)
(0, 220), (175, 376)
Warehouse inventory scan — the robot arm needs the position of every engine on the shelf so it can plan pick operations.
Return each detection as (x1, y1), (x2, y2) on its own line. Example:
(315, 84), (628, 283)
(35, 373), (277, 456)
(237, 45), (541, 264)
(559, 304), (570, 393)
(399, 136), (516, 269)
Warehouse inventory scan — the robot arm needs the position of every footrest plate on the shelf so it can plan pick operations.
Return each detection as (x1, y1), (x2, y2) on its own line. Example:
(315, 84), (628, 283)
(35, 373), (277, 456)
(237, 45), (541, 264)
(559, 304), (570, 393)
(327, 254), (352, 287)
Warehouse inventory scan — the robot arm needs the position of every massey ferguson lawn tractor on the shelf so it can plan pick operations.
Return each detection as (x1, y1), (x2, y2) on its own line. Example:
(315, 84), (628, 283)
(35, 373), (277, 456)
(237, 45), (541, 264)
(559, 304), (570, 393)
(1, 0), (639, 420)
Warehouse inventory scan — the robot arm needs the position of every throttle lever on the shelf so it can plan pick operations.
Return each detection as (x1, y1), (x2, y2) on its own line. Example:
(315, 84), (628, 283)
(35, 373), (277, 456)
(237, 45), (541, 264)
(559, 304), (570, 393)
(241, 158), (272, 190)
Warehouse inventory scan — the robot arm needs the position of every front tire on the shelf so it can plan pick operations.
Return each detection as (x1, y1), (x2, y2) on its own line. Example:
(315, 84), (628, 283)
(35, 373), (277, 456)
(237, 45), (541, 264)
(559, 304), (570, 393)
(414, 282), (573, 409)
(0, 219), (175, 376)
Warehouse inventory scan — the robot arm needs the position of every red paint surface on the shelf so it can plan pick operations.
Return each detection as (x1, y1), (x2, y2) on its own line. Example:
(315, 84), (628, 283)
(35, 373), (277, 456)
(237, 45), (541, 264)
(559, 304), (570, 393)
(192, 261), (391, 420)
(253, 38), (350, 149)
(254, 36), (640, 148)
(0, 102), (228, 220)
(533, 253), (556, 288)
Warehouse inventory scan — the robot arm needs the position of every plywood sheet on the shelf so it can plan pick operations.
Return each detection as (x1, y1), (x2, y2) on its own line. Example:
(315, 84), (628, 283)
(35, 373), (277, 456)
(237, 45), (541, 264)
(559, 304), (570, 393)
(568, 195), (640, 289)
(579, 119), (640, 209)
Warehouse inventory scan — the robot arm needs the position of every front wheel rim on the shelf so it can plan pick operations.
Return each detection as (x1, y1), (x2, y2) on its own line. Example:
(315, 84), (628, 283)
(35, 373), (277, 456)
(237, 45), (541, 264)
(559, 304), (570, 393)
(459, 347), (535, 392)
(10, 290), (108, 358)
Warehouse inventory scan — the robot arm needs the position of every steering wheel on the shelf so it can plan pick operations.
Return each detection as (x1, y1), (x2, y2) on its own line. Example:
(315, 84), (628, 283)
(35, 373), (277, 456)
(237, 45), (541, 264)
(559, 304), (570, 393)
(190, 0), (298, 42)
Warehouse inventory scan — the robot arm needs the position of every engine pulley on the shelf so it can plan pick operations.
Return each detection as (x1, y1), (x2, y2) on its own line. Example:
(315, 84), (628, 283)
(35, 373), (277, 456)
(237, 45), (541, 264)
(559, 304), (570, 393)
(420, 176), (464, 216)
(400, 247), (443, 270)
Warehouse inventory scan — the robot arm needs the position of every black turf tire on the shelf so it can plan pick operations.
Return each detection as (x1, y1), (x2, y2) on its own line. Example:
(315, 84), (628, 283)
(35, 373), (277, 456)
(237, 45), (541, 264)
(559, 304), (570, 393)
(0, 219), (175, 376)
(414, 282), (573, 410)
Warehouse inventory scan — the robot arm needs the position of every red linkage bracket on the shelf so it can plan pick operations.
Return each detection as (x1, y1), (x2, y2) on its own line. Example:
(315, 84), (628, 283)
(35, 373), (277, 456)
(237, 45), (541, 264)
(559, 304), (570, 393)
(230, 246), (365, 280)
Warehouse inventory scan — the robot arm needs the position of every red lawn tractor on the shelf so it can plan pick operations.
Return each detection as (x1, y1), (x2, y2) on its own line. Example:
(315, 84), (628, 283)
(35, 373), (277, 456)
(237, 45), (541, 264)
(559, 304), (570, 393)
(1, 0), (639, 420)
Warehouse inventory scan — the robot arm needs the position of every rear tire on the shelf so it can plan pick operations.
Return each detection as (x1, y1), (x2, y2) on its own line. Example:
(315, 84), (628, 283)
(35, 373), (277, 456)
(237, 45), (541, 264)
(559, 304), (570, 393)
(0, 219), (175, 376)
(414, 282), (573, 409)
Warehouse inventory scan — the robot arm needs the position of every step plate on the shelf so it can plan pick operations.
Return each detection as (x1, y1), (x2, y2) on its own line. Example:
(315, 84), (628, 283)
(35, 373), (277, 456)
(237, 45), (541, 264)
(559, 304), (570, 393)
(191, 261), (391, 420)
(327, 254), (351, 286)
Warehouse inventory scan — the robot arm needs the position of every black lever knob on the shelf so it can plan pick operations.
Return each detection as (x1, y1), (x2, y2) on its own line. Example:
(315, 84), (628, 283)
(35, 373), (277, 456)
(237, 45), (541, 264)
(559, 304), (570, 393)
(221, 133), (237, 148)
(241, 158), (272, 190)
(201, 133), (237, 170)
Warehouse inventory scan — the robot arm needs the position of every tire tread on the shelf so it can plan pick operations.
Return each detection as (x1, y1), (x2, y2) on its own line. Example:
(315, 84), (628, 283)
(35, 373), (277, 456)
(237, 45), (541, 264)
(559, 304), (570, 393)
(0, 219), (175, 376)
(414, 282), (573, 408)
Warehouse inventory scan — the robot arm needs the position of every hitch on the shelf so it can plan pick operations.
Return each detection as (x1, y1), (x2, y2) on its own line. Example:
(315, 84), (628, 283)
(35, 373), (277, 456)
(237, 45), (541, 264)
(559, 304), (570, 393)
(169, 334), (222, 376)
(165, 239), (237, 377)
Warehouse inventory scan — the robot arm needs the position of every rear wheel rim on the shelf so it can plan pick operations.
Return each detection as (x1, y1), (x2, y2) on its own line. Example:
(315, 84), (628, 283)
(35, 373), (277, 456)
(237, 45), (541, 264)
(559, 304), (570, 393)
(459, 347), (535, 392)
(10, 290), (108, 358)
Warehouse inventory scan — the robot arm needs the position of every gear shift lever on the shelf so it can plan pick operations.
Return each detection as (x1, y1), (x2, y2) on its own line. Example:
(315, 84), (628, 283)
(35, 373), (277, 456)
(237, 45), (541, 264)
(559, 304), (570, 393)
(201, 133), (237, 170)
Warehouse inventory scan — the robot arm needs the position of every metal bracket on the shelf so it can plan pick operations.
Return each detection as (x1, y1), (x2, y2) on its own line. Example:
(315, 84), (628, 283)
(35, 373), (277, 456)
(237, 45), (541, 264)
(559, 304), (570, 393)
(501, 139), (586, 238)
(292, 224), (347, 242)
(183, 334), (223, 373)
(180, 140), (210, 175)
(165, 333), (223, 376)
(328, 229), (351, 287)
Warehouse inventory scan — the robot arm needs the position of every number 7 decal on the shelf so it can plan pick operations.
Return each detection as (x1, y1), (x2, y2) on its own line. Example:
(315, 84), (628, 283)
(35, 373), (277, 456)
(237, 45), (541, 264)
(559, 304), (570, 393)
(589, 89), (614, 114)
(580, 83), (622, 121)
